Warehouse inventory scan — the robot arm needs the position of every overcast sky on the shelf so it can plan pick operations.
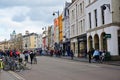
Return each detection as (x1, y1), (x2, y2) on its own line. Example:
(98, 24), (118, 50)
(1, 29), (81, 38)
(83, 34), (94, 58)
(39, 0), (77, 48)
(0, 0), (71, 41)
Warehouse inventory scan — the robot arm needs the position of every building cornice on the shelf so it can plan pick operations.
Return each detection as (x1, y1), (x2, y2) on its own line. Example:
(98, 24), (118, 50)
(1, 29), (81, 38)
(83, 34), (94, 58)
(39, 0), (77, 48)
(87, 22), (120, 33)
(68, 0), (79, 9)
(86, 0), (98, 8)
(23, 33), (38, 37)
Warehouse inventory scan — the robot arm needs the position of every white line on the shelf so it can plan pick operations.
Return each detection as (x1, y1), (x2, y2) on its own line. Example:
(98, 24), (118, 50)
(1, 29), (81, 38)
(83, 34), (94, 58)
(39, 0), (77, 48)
(8, 71), (26, 80)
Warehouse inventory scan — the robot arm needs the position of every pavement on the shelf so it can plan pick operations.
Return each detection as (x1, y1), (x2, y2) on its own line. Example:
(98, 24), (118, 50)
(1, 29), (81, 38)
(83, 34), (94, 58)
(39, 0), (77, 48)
(0, 55), (120, 80)
(59, 56), (120, 66)
(0, 70), (20, 80)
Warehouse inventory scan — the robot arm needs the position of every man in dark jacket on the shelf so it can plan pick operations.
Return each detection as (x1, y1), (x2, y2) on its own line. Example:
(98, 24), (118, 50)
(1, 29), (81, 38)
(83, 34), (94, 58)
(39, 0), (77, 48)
(29, 51), (35, 64)
(70, 50), (74, 60)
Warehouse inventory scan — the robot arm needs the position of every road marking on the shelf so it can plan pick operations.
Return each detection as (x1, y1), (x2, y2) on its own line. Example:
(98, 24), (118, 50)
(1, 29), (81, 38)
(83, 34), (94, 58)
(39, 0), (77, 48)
(8, 71), (26, 80)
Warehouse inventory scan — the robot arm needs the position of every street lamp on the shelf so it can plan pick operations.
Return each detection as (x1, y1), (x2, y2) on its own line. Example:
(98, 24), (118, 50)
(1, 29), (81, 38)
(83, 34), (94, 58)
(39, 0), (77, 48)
(53, 10), (60, 50)
(53, 11), (59, 17)
(101, 4), (110, 11)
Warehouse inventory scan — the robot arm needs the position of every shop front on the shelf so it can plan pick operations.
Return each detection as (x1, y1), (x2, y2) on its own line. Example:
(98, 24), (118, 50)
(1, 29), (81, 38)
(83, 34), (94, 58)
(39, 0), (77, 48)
(77, 34), (87, 57)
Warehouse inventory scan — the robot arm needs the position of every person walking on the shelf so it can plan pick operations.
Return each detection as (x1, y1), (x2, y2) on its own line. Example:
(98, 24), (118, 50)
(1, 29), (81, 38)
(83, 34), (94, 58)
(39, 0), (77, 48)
(24, 51), (29, 62)
(70, 50), (74, 60)
(29, 51), (35, 64)
(88, 49), (92, 63)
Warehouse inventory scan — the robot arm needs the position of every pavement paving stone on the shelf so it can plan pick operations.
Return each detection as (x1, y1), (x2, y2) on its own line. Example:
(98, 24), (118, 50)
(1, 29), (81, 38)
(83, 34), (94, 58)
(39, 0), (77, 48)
(0, 70), (19, 80)
(60, 56), (120, 66)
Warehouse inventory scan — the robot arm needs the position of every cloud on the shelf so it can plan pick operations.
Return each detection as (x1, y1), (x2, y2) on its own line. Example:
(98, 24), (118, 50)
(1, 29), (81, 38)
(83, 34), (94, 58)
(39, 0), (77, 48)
(0, 0), (71, 8)
(0, 0), (71, 41)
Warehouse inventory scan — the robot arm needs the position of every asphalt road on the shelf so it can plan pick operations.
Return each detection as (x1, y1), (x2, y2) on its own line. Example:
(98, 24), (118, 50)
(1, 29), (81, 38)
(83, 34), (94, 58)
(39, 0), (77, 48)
(1, 56), (120, 80)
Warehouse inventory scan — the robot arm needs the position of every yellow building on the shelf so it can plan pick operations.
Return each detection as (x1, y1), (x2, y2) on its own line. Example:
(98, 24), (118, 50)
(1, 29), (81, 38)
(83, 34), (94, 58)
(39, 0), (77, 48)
(23, 32), (38, 50)
(58, 14), (63, 42)
(0, 40), (13, 51)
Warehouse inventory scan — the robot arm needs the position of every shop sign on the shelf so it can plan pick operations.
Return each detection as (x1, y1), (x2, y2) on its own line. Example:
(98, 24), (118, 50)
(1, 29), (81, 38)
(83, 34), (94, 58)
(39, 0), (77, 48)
(105, 34), (111, 38)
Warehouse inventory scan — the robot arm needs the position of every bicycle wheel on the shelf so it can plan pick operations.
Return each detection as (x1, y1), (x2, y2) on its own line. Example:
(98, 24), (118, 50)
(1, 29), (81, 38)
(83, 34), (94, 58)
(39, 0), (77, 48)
(3, 64), (10, 71)
(14, 63), (21, 72)
(25, 63), (32, 70)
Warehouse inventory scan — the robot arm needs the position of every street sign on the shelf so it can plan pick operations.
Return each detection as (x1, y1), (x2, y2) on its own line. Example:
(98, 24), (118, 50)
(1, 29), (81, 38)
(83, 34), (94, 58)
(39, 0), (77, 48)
(105, 34), (111, 38)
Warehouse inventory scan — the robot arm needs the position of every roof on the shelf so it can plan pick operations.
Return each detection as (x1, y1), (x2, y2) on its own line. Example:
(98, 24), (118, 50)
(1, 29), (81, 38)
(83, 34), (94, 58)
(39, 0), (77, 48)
(23, 33), (38, 37)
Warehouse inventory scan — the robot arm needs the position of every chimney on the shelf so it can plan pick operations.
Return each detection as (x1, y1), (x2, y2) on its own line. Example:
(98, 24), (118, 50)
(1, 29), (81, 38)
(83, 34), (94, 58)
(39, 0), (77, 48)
(25, 30), (29, 35)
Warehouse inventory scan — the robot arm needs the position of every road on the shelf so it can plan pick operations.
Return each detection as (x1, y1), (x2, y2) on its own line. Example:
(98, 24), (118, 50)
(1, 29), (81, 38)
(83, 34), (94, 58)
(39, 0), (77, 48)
(1, 56), (120, 80)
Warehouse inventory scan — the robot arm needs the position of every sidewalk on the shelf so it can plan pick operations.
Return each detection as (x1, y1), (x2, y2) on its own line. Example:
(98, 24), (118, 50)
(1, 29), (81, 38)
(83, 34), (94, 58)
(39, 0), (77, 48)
(60, 56), (120, 66)
(0, 70), (19, 80)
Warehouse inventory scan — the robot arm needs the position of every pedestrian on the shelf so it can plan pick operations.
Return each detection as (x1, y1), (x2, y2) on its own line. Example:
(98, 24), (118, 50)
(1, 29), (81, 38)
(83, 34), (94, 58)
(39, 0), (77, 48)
(70, 50), (74, 60)
(29, 51), (35, 64)
(88, 49), (92, 63)
(0, 59), (3, 72)
(100, 50), (106, 63)
(33, 53), (37, 64)
(50, 49), (54, 56)
(24, 51), (29, 62)
(93, 49), (100, 62)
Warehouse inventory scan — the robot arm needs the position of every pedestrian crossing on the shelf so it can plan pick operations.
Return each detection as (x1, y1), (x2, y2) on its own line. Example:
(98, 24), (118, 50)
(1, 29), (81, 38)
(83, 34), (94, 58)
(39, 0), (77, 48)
(8, 71), (26, 80)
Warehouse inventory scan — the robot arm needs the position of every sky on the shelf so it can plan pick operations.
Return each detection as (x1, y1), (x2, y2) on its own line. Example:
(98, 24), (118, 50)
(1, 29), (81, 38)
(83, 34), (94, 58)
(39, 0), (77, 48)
(0, 0), (71, 41)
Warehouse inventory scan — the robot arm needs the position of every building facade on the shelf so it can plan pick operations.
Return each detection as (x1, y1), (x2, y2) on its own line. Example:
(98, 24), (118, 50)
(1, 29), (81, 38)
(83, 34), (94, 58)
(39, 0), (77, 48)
(23, 31), (38, 50)
(59, 14), (63, 50)
(42, 27), (48, 50)
(15, 33), (23, 51)
(54, 18), (59, 44)
(48, 26), (52, 50)
(85, 0), (120, 56)
(63, 2), (71, 55)
(69, 0), (86, 57)
(37, 34), (43, 49)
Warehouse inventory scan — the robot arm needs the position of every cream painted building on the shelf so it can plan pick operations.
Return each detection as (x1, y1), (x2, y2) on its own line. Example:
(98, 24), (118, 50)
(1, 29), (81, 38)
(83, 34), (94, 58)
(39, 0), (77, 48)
(86, 0), (120, 56)
(69, 0), (86, 57)
(0, 40), (9, 51)
(23, 31), (38, 50)
(0, 40), (15, 51)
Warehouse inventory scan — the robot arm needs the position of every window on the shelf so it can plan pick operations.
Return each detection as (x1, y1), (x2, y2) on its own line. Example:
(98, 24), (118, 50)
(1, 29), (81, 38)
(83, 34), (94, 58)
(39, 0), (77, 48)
(72, 9), (75, 20)
(83, 19), (85, 32)
(72, 10), (74, 20)
(71, 25), (75, 36)
(94, 9), (98, 27)
(78, 21), (81, 34)
(101, 7), (105, 24)
(83, 1), (84, 14)
(89, 0), (91, 4)
(73, 25), (75, 36)
(78, 5), (80, 15)
(88, 12), (92, 29)
(81, 20), (82, 33)
(80, 3), (82, 14)
(34, 37), (36, 39)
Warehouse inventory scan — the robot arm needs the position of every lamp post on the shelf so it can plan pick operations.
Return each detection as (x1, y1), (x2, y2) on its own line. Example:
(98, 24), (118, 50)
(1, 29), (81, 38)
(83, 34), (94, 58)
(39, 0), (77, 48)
(53, 11), (59, 18)
(53, 10), (60, 50)
(101, 4), (110, 11)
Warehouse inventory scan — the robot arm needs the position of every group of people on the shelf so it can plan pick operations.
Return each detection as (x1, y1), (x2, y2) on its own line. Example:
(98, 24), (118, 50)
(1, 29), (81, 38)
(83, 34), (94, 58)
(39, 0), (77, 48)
(0, 49), (38, 72)
(88, 48), (106, 63)
(23, 50), (37, 64)
(41, 49), (74, 60)
(0, 50), (21, 72)
(0, 50), (20, 58)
